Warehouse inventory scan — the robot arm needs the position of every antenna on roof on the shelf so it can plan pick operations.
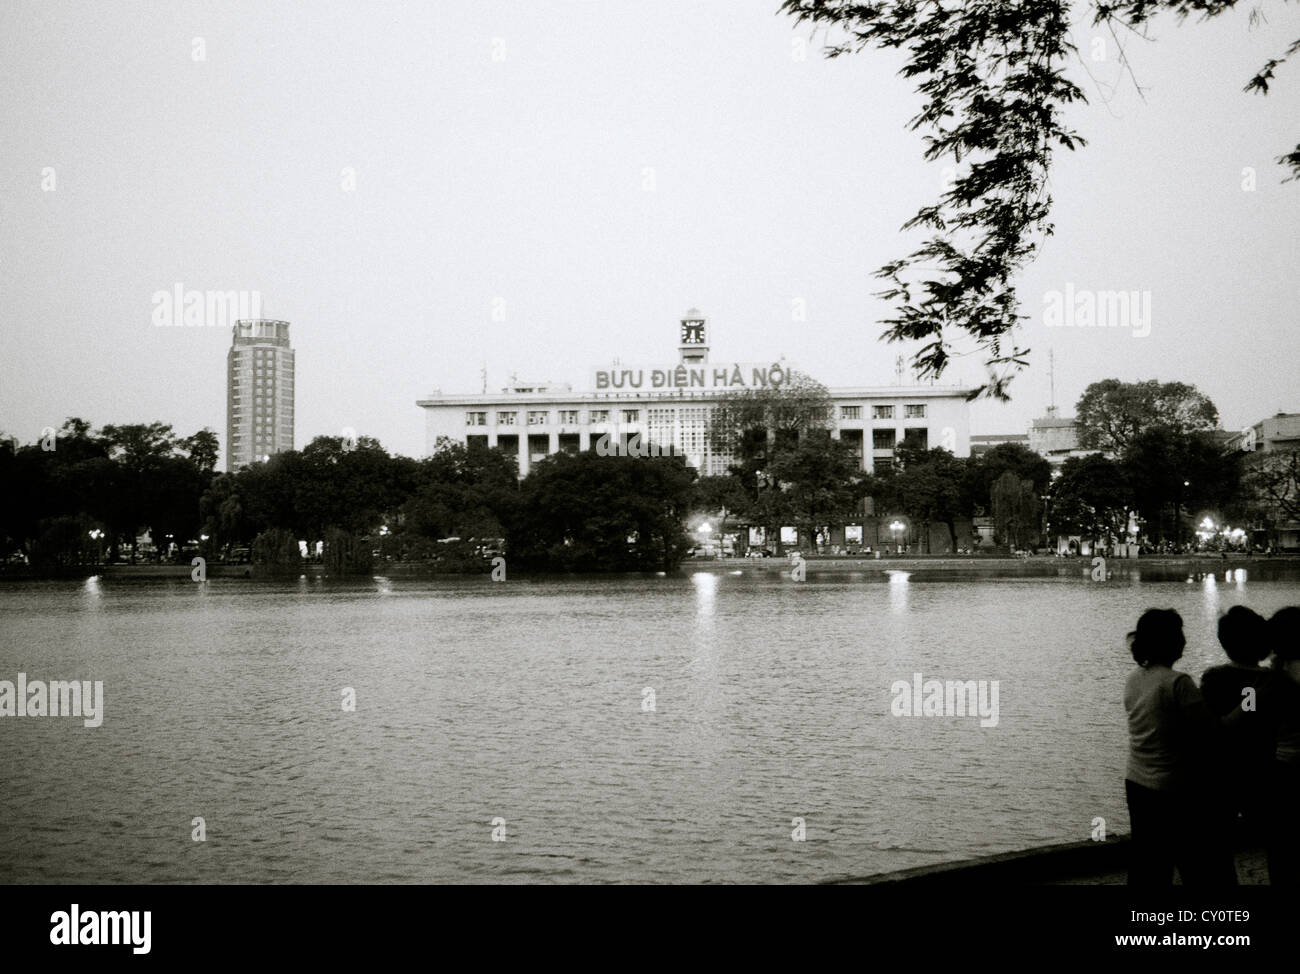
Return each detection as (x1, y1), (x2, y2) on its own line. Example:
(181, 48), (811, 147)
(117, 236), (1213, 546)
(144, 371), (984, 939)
(1048, 348), (1056, 411)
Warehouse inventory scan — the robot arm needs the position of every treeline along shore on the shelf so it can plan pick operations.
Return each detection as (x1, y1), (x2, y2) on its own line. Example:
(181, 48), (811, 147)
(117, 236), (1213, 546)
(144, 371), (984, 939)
(4, 376), (1291, 578)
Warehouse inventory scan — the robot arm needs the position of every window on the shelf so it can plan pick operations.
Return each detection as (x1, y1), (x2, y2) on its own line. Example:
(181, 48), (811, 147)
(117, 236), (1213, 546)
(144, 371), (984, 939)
(590, 409), (609, 423)
(497, 411), (517, 426)
(902, 427), (928, 450)
(622, 409), (640, 423)
(905, 404), (927, 419)
(528, 411), (549, 426)
(873, 429), (896, 450)
(465, 411), (487, 426)
(558, 410), (579, 425)
(872, 405), (895, 420)
(841, 405), (862, 420)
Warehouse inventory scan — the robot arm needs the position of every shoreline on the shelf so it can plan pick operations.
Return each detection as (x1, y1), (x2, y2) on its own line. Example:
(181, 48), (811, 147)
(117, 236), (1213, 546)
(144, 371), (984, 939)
(3, 553), (1298, 582)
(691, 553), (1299, 573)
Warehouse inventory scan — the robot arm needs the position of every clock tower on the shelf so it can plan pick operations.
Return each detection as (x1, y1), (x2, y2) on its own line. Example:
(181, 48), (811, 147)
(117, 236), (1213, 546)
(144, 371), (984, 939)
(678, 308), (709, 365)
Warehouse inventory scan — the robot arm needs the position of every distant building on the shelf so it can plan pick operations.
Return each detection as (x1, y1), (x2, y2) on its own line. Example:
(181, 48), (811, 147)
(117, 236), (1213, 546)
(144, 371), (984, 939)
(417, 309), (977, 552)
(1028, 407), (1097, 470)
(970, 432), (1030, 457)
(1231, 412), (1300, 549)
(971, 410), (1095, 468)
(1229, 412), (1300, 454)
(227, 319), (295, 472)
(416, 309), (974, 478)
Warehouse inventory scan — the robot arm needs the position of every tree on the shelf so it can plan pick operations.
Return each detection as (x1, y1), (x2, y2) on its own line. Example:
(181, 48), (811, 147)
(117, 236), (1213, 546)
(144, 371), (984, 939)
(871, 445), (971, 552)
(692, 474), (750, 548)
(1048, 454), (1130, 547)
(2, 418), (218, 569)
(767, 433), (870, 551)
(251, 527), (301, 575)
(199, 473), (250, 556)
(148, 455), (207, 559)
(1076, 379), (1219, 452)
(708, 370), (837, 548)
(507, 451), (697, 571)
(1238, 450), (1300, 548)
(708, 369), (832, 460)
(966, 442), (1053, 516)
(397, 439), (519, 561)
(1122, 427), (1241, 543)
(201, 434), (420, 560)
(100, 422), (181, 561)
(991, 470), (1042, 551)
(181, 429), (220, 475)
(781, 0), (1297, 396)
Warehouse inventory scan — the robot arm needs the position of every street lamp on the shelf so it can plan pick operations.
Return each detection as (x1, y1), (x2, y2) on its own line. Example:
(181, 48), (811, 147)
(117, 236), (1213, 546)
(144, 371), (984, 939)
(88, 529), (103, 565)
(1196, 516), (1217, 549)
(889, 519), (905, 554)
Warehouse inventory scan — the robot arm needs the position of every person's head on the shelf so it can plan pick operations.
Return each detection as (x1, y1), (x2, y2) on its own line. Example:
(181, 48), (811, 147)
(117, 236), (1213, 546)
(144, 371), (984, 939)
(1217, 606), (1269, 665)
(1268, 607), (1300, 664)
(1127, 608), (1185, 667)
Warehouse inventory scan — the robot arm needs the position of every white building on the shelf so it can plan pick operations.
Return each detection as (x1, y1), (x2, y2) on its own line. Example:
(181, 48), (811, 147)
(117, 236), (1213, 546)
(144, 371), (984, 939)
(416, 310), (974, 478)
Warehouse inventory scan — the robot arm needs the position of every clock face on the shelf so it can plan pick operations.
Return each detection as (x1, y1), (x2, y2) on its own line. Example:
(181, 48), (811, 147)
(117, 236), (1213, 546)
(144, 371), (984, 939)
(680, 321), (705, 345)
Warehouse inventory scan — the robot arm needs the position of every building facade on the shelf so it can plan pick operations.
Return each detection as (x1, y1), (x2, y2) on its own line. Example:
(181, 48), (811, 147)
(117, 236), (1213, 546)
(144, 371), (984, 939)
(1027, 407), (1097, 470)
(1230, 412), (1300, 454)
(1230, 412), (1300, 549)
(417, 310), (974, 479)
(226, 318), (295, 472)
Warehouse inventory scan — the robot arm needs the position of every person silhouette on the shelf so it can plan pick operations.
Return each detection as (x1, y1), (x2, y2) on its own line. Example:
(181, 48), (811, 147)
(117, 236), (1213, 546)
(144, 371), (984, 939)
(1123, 608), (1221, 885)
(1199, 606), (1272, 881)
(1260, 607), (1300, 885)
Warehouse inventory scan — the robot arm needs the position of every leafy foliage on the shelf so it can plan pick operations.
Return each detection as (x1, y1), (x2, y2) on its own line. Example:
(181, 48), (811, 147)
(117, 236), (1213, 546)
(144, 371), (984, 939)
(990, 470), (1042, 551)
(1047, 453), (1131, 543)
(870, 444), (973, 552)
(782, 0), (1297, 393)
(965, 442), (1053, 514)
(0, 418), (219, 567)
(1075, 378), (1219, 451)
(506, 451), (698, 571)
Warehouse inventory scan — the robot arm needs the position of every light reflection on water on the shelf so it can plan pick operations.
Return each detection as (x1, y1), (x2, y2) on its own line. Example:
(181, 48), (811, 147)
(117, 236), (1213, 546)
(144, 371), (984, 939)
(1, 566), (1297, 884)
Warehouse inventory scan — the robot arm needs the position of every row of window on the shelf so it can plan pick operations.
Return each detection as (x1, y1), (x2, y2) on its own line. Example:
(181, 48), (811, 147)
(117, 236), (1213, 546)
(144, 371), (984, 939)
(841, 404), (926, 420)
(464, 427), (926, 452)
(468, 404), (927, 426)
(468, 408), (640, 427)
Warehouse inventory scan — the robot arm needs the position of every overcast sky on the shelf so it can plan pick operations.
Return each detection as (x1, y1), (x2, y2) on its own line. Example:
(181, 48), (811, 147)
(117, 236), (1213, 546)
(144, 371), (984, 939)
(3, 1), (1298, 462)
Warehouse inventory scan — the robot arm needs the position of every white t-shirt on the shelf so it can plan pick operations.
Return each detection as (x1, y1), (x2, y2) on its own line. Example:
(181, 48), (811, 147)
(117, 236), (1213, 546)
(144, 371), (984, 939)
(1123, 664), (1209, 791)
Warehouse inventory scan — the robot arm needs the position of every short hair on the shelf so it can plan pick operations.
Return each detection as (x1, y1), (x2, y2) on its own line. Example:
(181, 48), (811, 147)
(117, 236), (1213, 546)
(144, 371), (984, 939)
(1128, 608), (1186, 667)
(1217, 606), (1269, 665)
(1268, 607), (1300, 663)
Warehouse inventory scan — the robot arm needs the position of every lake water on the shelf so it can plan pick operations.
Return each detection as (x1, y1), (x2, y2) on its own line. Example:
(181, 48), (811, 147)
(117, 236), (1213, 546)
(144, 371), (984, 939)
(2, 564), (1298, 884)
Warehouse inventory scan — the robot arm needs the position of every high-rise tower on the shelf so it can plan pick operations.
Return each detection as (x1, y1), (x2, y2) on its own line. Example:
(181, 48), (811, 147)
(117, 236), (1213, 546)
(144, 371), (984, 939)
(226, 318), (294, 471)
